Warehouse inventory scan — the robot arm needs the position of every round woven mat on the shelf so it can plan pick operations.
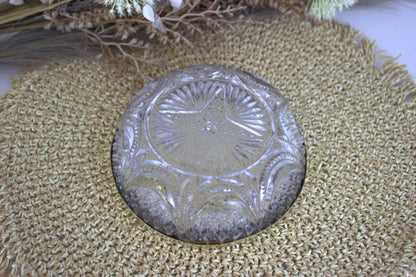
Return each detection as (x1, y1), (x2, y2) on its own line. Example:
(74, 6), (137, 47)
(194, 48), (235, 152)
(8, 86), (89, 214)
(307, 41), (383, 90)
(1, 16), (415, 275)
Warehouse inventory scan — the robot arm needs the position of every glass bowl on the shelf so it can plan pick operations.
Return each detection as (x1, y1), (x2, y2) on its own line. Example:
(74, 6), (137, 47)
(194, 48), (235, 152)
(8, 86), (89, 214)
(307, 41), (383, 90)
(111, 65), (306, 244)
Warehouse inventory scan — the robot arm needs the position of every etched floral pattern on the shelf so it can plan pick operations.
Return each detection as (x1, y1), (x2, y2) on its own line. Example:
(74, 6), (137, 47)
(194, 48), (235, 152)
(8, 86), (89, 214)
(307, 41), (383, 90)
(112, 65), (306, 244)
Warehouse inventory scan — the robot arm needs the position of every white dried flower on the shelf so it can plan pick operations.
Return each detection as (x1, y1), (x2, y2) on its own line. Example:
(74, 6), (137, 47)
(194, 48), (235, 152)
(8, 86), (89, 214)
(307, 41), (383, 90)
(169, 0), (182, 10)
(142, 3), (155, 22)
(309, 0), (357, 20)
(96, 0), (154, 17)
(96, 0), (181, 18)
(141, 3), (167, 33)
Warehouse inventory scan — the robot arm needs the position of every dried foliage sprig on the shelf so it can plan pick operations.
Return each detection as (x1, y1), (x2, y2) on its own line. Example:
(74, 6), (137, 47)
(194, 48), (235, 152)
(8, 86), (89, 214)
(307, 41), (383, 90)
(39, 0), (248, 79)
(81, 27), (155, 81)
(0, 0), (310, 78)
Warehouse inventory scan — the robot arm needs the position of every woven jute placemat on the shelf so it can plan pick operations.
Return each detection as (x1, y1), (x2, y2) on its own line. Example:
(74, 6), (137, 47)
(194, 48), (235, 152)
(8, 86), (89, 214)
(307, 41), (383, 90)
(1, 16), (415, 275)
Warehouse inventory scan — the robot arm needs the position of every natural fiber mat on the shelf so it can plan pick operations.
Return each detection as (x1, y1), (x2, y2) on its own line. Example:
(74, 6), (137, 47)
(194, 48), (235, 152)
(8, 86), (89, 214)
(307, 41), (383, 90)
(1, 16), (416, 275)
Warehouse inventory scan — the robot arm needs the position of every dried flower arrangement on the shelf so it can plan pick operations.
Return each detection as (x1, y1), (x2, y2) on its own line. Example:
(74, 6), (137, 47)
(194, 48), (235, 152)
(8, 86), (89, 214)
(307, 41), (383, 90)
(0, 0), (356, 78)
(308, 0), (356, 20)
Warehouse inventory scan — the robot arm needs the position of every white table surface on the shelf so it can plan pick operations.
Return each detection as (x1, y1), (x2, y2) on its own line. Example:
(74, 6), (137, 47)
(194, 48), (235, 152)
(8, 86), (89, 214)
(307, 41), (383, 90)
(1, 0), (416, 94)
(334, 0), (416, 80)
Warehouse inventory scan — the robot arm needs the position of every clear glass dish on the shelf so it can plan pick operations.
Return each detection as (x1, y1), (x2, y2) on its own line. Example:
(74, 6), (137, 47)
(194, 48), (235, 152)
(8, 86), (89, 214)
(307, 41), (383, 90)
(112, 65), (306, 244)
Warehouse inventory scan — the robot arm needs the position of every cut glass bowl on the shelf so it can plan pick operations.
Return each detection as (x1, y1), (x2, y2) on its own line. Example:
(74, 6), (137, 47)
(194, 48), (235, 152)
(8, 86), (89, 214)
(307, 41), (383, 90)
(111, 65), (306, 244)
